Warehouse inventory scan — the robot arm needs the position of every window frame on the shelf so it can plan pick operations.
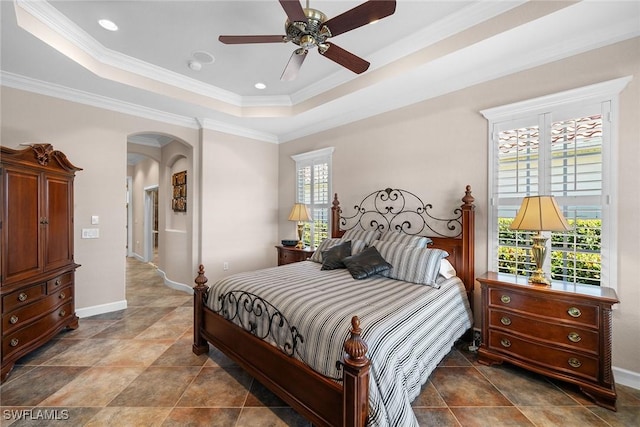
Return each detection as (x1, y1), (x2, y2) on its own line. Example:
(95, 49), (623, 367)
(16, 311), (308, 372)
(481, 76), (631, 290)
(291, 147), (334, 249)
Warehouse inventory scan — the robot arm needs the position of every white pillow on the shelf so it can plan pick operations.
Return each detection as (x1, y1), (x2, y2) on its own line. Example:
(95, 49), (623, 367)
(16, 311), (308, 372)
(379, 230), (432, 248)
(439, 259), (457, 279)
(341, 228), (380, 246)
(373, 240), (449, 288)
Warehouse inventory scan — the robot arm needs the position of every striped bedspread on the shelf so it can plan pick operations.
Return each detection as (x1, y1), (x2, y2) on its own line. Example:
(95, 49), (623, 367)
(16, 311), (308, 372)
(205, 261), (473, 427)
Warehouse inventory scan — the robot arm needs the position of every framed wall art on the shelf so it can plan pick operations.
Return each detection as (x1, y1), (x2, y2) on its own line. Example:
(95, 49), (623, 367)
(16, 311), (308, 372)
(172, 170), (187, 212)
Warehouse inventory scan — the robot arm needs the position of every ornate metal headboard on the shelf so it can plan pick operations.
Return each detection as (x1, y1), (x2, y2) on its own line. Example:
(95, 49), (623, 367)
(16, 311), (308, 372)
(331, 186), (476, 307)
(332, 187), (467, 238)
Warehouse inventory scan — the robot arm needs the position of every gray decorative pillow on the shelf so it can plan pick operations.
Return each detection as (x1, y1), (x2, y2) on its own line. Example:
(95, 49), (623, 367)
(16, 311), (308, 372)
(310, 238), (342, 263)
(373, 241), (448, 288)
(321, 240), (352, 270)
(342, 246), (392, 280)
(341, 228), (381, 246)
(379, 230), (432, 248)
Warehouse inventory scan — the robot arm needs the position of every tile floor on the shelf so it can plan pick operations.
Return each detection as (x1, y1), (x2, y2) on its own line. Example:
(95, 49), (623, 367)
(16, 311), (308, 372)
(1, 258), (638, 426)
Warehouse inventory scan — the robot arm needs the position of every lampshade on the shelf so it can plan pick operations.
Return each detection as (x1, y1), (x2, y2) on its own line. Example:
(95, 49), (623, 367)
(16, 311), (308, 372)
(509, 196), (570, 232)
(288, 203), (312, 222)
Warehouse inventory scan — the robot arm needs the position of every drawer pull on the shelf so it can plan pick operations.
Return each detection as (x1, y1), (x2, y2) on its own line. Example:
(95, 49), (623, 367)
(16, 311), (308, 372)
(59, 309), (66, 317)
(59, 292), (66, 299)
(10, 338), (19, 347)
(18, 293), (28, 302)
(567, 307), (582, 318)
(568, 358), (582, 368)
(568, 332), (582, 343)
(500, 317), (512, 326)
(55, 279), (61, 286)
(10, 315), (19, 324)
(500, 295), (511, 304)
(500, 338), (511, 348)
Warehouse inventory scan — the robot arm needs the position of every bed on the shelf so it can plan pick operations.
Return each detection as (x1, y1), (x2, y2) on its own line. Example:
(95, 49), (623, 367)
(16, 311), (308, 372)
(192, 186), (476, 427)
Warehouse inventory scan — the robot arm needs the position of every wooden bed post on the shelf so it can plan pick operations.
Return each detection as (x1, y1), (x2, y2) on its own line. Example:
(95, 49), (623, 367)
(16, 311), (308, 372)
(192, 264), (209, 355)
(332, 193), (345, 238)
(460, 185), (475, 308)
(342, 316), (370, 427)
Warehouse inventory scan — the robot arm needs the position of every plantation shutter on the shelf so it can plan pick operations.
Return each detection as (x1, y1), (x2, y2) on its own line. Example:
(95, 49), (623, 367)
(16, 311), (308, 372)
(292, 147), (334, 248)
(490, 103), (610, 286)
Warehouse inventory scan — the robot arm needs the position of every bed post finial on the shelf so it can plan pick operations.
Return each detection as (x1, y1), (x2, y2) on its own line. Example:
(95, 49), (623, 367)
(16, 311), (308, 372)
(192, 265), (209, 355)
(343, 316), (370, 427)
(462, 185), (474, 207)
(344, 316), (368, 365)
(332, 193), (344, 238)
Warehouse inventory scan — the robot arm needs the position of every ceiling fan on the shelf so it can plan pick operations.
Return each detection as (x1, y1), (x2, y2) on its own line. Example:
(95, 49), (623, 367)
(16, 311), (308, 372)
(218, 0), (397, 81)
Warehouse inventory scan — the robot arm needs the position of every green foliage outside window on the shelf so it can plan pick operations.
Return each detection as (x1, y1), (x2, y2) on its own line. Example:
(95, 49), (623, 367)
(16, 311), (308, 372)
(498, 218), (602, 285)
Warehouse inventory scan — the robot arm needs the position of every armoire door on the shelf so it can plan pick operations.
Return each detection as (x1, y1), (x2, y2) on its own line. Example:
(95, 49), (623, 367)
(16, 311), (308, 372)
(43, 174), (74, 271)
(1, 167), (43, 286)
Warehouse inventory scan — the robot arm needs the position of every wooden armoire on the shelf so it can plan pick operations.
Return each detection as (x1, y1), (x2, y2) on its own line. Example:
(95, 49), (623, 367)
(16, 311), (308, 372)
(1, 144), (82, 382)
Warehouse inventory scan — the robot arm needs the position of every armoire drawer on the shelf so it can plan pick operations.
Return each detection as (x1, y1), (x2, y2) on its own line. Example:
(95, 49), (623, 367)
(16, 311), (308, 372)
(47, 272), (74, 293)
(2, 283), (47, 312)
(2, 302), (74, 359)
(2, 286), (73, 335)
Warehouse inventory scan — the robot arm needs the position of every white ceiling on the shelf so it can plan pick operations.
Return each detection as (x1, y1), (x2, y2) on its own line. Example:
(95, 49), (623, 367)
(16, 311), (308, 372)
(2, 0), (639, 148)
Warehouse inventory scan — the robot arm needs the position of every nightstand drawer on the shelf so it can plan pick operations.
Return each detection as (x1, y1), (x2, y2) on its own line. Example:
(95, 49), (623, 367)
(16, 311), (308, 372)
(489, 288), (598, 327)
(487, 330), (599, 382)
(488, 309), (598, 355)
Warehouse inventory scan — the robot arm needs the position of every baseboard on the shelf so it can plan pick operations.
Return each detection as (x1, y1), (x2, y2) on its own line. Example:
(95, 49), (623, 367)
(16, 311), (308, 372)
(155, 268), (193, 295)
(76, 299), (128, 318)
(613, 366), (640, 390)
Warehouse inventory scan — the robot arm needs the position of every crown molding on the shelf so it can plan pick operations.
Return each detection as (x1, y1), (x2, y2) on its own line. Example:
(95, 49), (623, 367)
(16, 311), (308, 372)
(1, 71), (278, 143)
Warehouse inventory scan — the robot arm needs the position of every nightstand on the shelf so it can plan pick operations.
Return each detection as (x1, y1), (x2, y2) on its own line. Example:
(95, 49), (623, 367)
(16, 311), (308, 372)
(476, 271), (619, 410)
(276, 245), (315, 266)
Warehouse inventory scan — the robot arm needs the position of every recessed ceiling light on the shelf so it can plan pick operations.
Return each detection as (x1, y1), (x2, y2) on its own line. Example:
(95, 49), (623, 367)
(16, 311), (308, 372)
(98, 19), (118, 31)
(254, 82), (266, 90)
(192, 50), (215, 64)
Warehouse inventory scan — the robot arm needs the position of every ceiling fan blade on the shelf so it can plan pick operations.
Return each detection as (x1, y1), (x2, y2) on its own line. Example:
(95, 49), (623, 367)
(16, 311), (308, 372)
(219, 35), (286, 44)
(323, 0), (397, 37)
(279, 0), (307, 23)
(281, 49), (308, 81)
(320, 43), (370, 74)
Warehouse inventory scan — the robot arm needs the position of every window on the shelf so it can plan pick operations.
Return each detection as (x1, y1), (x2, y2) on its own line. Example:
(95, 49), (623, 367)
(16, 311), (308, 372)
(291, 147), (334, 249)
(482, 77), (630, 288)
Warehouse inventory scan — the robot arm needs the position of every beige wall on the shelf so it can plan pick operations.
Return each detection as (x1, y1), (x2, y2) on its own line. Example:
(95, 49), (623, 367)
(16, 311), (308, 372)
(200, 129), (279, 282)
(278, 38), (640, 376)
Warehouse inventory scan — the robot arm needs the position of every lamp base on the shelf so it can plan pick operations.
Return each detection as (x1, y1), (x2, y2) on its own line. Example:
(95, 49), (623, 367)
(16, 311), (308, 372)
(295, 222), (305, 249)
(529, 233), (550, 286)
(528, 269), (550, 286)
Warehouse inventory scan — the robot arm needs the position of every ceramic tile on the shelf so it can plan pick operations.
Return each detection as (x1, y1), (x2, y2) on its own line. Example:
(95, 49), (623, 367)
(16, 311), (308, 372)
(587, 405), (640, 427)
(85, 407), (171, 426)
(0, 366), (88, 406)
(161, 408), (241, 426)
(176, 367), (253, 407)
(38, 366), (144, 407)
(0, 407), (101, 427)
(476, 364), (577, 406)
(413, 407), (461, 426)
(517, 405), (610, 426)
(430, 367), (513, 407)
(108, 366), (200, 407)
(94, 339), (174, 367)
(450, 406), (535, 426)
(235, 407), (312, 427)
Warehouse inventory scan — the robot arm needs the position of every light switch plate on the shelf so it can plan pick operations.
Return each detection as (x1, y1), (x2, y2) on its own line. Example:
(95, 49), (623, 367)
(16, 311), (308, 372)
(81, 228), (100, 239)
(91, 215), (99, 225)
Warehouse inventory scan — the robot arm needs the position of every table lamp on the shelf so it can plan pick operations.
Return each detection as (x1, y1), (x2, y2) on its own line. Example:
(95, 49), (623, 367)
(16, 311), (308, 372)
(509, 195), (571, 285)
(288, 203), (312, 249)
